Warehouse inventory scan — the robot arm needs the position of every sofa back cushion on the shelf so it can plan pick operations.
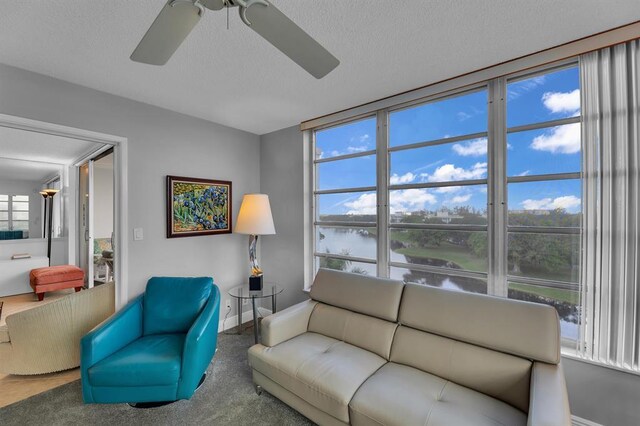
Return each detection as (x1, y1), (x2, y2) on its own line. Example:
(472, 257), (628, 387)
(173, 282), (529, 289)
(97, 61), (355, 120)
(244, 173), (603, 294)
(310, 269), (404, 322)
(308, 303), (398, 359)
(399, 283), (560, 364)
(143, 277), (212, 335)
(391, 325), (532, 412)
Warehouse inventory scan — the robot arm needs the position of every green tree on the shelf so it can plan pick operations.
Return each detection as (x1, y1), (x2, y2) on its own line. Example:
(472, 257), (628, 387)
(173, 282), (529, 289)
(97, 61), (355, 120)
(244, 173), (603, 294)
(407, 229), (446, 247)
(319, 249), (351, 271)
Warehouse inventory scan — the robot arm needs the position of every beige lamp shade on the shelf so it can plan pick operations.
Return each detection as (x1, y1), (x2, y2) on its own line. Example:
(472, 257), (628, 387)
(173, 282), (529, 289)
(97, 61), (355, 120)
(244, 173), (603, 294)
(235, 194), (276, 235)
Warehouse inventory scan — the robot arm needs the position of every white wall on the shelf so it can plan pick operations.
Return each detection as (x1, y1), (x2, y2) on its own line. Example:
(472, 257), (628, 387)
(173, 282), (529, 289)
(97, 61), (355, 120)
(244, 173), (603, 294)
(0, 178), (43, 238)
(258, 125), (640, 426)
(0, 63), (261, 321)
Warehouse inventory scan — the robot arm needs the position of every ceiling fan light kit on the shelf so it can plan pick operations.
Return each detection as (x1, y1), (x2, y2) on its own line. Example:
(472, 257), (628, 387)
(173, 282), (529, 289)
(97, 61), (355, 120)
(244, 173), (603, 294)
(131, 0), (340, 79)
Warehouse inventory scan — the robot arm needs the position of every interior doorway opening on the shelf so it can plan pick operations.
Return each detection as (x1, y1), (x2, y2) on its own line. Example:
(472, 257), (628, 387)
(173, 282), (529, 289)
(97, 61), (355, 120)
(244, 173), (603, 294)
(78, 148), (114, 288)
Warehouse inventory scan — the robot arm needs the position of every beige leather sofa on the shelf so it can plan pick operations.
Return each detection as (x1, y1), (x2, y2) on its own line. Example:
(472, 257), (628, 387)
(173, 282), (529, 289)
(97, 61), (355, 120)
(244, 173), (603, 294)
(249, 269), (570, 426)
(0, 282), (114, 375)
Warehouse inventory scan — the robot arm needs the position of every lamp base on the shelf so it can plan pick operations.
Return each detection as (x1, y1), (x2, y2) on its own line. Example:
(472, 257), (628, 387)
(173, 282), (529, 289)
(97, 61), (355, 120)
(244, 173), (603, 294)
(249, 275), (263, 291)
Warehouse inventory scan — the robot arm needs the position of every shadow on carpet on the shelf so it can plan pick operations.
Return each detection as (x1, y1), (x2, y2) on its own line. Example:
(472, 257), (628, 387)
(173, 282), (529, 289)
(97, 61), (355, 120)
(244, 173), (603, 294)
(0, 332), (314, 426)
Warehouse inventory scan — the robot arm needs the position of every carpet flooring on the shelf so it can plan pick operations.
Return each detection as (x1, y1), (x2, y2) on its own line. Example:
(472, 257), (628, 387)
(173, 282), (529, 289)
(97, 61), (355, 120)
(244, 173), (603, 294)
(0, 331), (315, 426)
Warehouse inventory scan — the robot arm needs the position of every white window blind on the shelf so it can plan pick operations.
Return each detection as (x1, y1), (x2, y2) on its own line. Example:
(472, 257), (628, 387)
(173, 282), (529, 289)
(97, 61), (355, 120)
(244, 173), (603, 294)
(579, 40), (640, 370)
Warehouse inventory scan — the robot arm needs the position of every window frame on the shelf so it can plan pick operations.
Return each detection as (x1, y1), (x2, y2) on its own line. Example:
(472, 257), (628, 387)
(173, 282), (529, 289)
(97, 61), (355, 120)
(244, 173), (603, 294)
(312, 113), (379, 275)
(310, 58), (583, 348)
(0, 194), (30, 232)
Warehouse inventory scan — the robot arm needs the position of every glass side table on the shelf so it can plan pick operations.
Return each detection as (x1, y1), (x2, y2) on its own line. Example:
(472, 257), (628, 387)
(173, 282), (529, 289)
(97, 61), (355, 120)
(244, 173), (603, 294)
(228, 283), (283, 344)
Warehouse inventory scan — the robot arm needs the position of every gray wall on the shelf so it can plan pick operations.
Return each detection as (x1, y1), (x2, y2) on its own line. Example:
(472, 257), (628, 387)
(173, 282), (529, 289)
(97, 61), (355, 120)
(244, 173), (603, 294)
(258, 125), (640, 426)
(259, 126), (309, 311)
(0, 63), (260, 322)
(564, 358), (640, 425)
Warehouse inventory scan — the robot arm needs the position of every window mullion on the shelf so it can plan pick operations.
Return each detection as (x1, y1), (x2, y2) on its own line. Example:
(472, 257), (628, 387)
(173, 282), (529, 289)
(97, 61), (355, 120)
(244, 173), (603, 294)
(377, 109), (389, 278)
(488, 78), (508, 297)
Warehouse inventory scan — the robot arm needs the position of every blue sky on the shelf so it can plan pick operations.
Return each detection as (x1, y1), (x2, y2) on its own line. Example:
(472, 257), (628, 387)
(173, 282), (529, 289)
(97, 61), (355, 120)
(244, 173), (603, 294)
(316, 66), (581, 218)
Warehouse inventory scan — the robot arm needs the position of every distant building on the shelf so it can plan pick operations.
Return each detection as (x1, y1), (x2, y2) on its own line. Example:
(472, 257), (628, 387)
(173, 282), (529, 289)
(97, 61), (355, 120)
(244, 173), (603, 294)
(511, 209), (551, 215)
(426, 209), (463, 224)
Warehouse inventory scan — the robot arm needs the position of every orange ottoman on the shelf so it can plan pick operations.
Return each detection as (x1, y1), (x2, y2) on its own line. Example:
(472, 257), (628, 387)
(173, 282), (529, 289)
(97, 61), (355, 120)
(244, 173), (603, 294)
(29, 265), (85, 301)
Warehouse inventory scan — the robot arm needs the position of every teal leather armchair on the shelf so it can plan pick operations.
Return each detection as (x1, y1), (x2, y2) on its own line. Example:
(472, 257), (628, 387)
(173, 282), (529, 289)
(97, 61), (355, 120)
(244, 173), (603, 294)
(81, 277), (220, 404)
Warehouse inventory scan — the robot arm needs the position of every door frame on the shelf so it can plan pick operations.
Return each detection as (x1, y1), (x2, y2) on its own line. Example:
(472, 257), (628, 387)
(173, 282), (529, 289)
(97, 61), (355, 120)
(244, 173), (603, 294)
(0, 113), (129, 309)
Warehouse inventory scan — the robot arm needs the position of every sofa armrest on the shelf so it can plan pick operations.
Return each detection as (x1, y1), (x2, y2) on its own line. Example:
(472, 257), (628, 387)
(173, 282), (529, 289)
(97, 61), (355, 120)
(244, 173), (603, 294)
(527, 361), (571, 426)
(178, 285), (221, 399)
(81, 295), (144, 367)
(80, 295), (143, 402)
(261, 299), (317, 347)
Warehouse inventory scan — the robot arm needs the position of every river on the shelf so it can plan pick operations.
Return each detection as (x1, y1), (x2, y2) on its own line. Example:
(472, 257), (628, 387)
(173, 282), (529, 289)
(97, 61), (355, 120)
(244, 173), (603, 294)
(317, 227), (579, 340)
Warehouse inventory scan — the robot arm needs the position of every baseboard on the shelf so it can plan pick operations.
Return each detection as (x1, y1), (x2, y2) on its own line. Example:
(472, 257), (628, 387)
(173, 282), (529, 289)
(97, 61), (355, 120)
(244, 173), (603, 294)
(572, 415), (603, 426)
(218, 307), (273, 333)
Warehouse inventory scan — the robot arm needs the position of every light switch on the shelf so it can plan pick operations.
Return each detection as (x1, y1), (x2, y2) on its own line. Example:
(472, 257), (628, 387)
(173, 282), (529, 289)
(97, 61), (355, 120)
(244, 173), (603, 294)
(133, 227), (144, 241)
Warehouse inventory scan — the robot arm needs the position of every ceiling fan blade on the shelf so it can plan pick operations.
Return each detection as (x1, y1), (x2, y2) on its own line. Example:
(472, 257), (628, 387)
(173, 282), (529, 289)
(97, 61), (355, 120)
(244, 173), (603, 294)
(244, 1), (339, 79)
(131, 0), (203, 65)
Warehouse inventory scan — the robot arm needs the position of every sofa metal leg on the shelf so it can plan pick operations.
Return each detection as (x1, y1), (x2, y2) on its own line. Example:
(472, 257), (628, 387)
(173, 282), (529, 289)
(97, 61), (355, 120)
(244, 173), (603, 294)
(255, 384), (263, 396)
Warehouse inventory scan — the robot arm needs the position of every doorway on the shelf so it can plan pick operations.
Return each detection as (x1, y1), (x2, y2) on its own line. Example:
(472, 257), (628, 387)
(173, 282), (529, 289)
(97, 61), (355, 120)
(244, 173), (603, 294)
(78, 149), (114, 288)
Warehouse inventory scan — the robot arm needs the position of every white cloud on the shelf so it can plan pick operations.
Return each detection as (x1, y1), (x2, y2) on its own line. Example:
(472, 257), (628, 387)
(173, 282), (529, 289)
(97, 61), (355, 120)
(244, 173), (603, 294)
(516, 170), (531, 177)
(344, 189), (438, 215)
(530, 123), (580, 154)
(389, 189), (437, 214)
(344, 193), (377, 215)
(434, 186), (462, 193)
(542, 89), (580, 115)
(521, 195), (581, 212)
(423, 162), (487, 182)
(346, 145), (368, 153)
(450, 194), (472, 204)
(452, 138), (487, 157)
(508, 75), (546, 100)
(390, 172), (416, 185)
(457, 111), (472, 121)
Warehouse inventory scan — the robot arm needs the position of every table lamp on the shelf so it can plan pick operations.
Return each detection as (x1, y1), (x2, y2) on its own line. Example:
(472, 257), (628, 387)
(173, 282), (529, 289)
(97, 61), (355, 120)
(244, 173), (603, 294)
(235, 194), (276, 291)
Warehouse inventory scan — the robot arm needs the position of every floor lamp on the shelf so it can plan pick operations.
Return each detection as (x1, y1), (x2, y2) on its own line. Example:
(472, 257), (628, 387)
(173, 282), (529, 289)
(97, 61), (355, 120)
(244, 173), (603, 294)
(39, 191), (48, 238)
(43, 189), (59, 266)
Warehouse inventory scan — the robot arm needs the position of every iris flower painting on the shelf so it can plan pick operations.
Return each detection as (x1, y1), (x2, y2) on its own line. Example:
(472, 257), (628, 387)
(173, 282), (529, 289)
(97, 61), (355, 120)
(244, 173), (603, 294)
(166, 176), (232, 238)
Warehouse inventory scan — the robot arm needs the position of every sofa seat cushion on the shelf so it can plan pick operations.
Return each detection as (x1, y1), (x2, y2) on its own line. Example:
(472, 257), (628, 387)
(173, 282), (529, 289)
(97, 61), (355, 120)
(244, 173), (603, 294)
(0, 325), (9, 343)
(350, 362), (527, 426)
(88, 334), (185, 387)
(249, 332), (386, 423)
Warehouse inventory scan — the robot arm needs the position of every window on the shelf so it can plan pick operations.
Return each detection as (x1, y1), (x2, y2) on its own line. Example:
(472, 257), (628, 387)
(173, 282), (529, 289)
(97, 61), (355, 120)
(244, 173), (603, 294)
(313, 117), (377, 276)
(311, 62), (582, 345)
(387, 89), (489, 293)
(0, 194), (30, 232)
(506, 66), (582, 344)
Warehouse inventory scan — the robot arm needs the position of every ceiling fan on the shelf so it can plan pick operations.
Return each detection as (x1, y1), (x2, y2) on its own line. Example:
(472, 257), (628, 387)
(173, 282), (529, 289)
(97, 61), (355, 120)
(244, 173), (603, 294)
(130, 0), (340, 79)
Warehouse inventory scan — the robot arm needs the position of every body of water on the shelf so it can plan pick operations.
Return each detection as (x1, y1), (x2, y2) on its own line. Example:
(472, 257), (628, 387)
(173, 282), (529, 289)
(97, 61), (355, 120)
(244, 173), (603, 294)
(317, 227), (579, 340)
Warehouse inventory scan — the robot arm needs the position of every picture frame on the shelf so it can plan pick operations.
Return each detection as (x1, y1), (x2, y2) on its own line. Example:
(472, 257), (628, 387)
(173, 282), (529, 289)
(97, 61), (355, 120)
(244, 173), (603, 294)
(166, 175), (232, 238)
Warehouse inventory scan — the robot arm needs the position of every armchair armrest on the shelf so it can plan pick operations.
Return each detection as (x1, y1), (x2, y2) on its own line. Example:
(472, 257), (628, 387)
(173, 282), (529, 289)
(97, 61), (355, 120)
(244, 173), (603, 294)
(261, 299), (317, 347)
(80, 295), (143, 402)
(178, 285), (221, 400)
(527, 361), (571, 426)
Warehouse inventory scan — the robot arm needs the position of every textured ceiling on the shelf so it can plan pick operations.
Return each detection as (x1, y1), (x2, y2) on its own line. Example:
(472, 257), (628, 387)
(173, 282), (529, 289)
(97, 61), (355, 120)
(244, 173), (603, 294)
(1, 1), (639, 135)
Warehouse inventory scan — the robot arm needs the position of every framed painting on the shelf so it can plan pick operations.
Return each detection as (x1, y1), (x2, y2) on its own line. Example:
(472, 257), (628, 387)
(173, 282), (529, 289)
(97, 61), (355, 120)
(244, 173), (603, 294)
(166, 175), (232, 238)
